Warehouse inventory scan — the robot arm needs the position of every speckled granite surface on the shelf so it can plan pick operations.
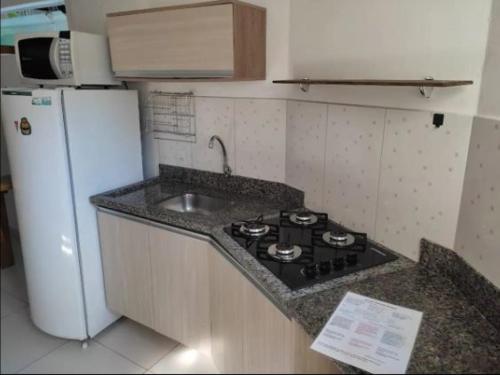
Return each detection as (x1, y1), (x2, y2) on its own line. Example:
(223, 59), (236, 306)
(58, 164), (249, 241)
(90, 166), (302, 235)
(159, 164), (303, 206)
(210, 224), (414, 310)
(420, 238), (500, 332)
(92, 166), (500, 374)
(288, 265), (500, 374)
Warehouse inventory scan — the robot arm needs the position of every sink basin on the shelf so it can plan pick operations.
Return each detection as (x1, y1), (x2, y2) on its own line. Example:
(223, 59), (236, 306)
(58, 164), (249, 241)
(158, 193), (232, 215)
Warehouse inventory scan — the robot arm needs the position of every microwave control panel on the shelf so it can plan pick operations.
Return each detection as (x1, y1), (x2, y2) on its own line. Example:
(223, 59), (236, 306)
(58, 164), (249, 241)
(57, 39), (73, 78)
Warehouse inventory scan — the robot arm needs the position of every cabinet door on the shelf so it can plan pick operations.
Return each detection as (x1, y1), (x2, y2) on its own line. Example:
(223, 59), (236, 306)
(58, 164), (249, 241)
(149, 227), (211, 356)
(242, 281), (293, 373)
(97, 212), (154, 327)
(107, 4), (234, 77)
(208, 249), (245, 373)
(291, 322), (342, 374)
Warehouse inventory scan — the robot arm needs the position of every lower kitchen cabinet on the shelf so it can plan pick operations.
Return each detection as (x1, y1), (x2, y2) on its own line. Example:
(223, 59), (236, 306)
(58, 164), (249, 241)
(149, 225), (211, 356)
(98, 211), (341, 374)
(98, 211), (154, 328)
(208, 248), (340, 374)
(209, 248), (245, 373)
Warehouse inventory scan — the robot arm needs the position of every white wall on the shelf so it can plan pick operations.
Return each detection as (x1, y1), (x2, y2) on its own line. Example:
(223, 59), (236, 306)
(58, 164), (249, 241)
(288, 0), (492, 115)
(455, 117), (500, 288)
(67, 0), (493, 114)
(478, 0), (500, 119)
(0, 0), (495, 284)
(454, 1), (500, 287)
(66, 0), (292, 99)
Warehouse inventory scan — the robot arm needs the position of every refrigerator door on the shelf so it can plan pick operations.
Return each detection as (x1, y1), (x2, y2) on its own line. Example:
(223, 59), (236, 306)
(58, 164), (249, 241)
(62, 89), (143, 337)
(1, 89), (87, 340)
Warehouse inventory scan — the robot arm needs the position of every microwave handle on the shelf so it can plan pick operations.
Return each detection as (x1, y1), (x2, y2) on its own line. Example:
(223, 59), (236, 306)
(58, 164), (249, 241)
(48, 38), (63, 78)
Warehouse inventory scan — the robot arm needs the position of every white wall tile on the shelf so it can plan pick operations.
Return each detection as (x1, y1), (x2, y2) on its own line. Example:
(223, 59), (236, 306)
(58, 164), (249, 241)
(286, 101), (327, 210)
(375, 110), (472, 260)
(323, 105), (386, 235)
(157, 139), (192, 168)
(234, 99), (287, 182)
(455, 117), (500, 288)
(192, 98), (235, 174)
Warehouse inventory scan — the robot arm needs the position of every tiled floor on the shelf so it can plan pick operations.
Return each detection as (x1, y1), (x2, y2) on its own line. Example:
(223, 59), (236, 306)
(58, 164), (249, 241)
(1, 252), (219, 374)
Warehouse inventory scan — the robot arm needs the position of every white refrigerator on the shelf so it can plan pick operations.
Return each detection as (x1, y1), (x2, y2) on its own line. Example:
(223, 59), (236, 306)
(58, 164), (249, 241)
(1, 88), (143, 340)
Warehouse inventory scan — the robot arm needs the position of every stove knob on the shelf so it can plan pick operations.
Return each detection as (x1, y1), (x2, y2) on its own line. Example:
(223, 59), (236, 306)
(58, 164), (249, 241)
(319, 261), (332, 274)
(333, 257), (345, 271)
(304, 264), (318, 278)
(346, 253), (358, 266)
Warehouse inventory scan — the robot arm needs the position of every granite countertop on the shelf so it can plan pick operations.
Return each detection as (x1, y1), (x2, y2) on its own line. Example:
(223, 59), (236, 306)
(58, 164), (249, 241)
(92, 165), (500, 374)
(91, 165), (304, 234)
(290, 264), (500, 374)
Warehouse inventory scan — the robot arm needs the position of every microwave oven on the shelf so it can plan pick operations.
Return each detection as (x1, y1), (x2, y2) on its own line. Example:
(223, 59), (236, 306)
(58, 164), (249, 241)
(15, 31), (120, 86)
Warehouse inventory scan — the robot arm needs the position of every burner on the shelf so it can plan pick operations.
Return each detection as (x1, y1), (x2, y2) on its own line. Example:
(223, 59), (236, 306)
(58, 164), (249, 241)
(240, 222), (270, 237)
(289, 211), (318, 226)
(225, 211), (398, 290)
(268, 243), (302, 262)
(322, 231), (356, 247)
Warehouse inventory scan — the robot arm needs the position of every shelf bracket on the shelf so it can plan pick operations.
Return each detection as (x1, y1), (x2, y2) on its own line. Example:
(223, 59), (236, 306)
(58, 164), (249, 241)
(419, 76), (435, 98)
(299, 78), (310, 93)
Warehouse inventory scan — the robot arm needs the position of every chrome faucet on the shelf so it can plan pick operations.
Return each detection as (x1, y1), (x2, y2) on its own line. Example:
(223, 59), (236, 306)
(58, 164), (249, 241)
(208, 135), (232, 177)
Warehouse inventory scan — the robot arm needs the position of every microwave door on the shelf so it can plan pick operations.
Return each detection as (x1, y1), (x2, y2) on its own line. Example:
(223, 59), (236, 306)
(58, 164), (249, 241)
(18, 37), (58, 79)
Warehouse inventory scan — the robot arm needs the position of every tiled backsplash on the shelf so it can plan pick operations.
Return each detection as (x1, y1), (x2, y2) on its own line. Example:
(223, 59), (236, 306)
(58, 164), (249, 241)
(151, 96), (497, 278)
(455, 117), (500, 287)
(286, 101), (327, 211)
(234, 99), (287, 182)
(375, 110), (472, 259)
(324, 104), (386, 237)
(157, 97), (286, 182)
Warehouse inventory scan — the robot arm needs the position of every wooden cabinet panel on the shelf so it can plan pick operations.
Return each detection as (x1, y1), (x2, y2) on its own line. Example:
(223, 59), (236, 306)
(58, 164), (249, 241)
(107, 0), (266, 80)
(108, 4), (234, 77)
(208, 249), (245, 373)
(97, 212), (154, 327)
(242, 280), (294, 373)
(149, 227), (211, 356)
(291, 322), (342, 374)
(97, 211), (341, 374)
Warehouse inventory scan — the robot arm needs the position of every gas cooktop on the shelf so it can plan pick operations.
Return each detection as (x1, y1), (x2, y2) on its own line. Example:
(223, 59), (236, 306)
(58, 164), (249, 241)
(224, 210), (398, 290)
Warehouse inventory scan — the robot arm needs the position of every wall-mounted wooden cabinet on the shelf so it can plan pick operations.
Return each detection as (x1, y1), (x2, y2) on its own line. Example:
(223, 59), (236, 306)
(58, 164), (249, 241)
(107, 0), (266, 81)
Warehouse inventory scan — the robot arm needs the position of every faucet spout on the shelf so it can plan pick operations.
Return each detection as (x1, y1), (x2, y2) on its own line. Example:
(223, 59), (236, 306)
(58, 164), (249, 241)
(208, 135), (232, 177)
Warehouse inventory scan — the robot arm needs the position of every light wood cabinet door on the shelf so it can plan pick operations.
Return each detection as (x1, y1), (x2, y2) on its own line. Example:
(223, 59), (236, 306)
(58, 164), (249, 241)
(209, 247), (295, 374)
(108, 4), (234, 77)
(97, 212), (154, 327)
(149, 227), (211, 356)
(291, 322), (342, 374)
(107, 0), (266, 80)
(242, 281), (294, 373)
(208, 249), (245, 373)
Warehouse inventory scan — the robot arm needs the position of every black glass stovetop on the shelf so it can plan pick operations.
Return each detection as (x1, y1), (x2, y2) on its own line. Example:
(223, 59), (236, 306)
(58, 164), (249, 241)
(224, 211), (398, 290)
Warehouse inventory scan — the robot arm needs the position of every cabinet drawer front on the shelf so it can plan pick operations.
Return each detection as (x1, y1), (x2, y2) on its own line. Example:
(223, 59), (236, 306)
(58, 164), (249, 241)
(97, 212), (154, 327)
(108, 4), (234, 77)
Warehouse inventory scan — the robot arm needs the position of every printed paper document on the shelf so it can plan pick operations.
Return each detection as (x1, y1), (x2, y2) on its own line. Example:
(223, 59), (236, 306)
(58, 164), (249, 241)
(311, 292), (423, 374)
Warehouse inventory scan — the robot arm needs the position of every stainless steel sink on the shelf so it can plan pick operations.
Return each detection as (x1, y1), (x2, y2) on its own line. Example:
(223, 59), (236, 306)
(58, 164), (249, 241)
(158, 193), (232, 215)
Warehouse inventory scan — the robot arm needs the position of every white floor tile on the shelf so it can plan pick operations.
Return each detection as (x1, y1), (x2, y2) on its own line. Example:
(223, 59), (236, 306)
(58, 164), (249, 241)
(150, 346), (219, 374)
(1, 310), (66, 374)
(1, 264), (29, 302)
(95, 318), (178, 369)
(1, 290), (27, 318)
(20, 341), (144, 374)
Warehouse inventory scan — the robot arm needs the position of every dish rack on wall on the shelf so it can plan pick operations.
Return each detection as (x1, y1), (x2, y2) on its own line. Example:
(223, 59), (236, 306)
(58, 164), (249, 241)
(143, 91), (196, 143)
